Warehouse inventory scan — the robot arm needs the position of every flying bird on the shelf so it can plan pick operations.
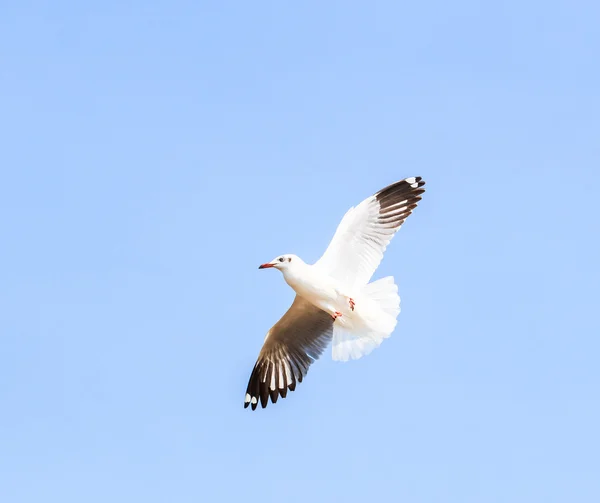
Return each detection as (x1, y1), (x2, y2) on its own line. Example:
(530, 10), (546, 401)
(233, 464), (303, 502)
(244, 177), (426, 410)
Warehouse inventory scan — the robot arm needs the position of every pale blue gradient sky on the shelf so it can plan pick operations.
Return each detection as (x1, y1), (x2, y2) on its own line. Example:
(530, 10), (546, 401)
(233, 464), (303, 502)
(1, 1), (599, 502)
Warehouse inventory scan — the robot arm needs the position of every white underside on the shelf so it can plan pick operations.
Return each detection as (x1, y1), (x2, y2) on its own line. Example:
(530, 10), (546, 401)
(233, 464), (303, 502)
(330, 276), (401, 361)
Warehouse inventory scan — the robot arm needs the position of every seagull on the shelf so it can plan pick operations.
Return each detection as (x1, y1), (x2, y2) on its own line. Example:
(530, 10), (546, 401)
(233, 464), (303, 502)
(244, 176), (426, 410)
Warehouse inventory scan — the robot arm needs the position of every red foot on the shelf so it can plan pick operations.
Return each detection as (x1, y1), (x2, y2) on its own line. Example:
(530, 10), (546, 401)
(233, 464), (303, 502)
(348, 298), (355, 311)
(331, 311), (343, 321)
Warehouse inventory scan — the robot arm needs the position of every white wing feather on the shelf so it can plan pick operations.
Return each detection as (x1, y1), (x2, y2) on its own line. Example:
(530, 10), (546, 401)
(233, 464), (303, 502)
(314, 177), (426, 289)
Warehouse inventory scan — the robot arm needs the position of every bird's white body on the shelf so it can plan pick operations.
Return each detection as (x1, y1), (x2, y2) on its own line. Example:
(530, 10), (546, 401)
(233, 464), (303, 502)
(280, 258), (353, 320)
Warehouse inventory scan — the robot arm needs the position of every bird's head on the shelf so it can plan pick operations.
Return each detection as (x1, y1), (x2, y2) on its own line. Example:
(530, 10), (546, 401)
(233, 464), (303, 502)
(258, 254), (302, 272)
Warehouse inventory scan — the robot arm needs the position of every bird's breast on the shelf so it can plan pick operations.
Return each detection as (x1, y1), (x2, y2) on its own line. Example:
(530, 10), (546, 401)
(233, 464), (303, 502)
(284, 269), (338, 308)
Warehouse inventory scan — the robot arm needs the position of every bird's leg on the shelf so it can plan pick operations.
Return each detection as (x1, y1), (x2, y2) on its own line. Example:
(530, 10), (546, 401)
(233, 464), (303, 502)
(331, 311), (343, 321)
(334, 287), (356, 313)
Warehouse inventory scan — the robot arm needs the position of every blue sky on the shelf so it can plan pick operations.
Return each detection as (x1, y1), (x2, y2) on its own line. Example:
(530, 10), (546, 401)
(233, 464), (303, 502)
(1, 1), (599, 501)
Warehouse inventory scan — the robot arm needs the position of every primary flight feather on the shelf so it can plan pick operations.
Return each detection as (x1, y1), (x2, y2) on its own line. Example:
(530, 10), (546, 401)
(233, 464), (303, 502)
(244, 176), (426, 410)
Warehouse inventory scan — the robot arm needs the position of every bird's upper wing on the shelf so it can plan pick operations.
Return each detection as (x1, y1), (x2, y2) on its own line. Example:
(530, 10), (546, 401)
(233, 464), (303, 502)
(314, 177), (426, 289)
(244, 295), (334, 410)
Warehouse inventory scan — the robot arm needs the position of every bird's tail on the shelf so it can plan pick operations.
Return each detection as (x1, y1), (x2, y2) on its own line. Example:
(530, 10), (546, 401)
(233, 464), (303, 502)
(331, 276), (401, 362)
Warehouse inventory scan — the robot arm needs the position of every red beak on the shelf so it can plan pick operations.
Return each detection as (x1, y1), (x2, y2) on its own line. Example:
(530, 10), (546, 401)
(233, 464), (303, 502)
(258, 263), (274, 269)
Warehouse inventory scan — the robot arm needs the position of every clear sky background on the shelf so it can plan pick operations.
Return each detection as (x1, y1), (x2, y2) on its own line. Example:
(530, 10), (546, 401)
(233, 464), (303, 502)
(1, 1), (599, 502)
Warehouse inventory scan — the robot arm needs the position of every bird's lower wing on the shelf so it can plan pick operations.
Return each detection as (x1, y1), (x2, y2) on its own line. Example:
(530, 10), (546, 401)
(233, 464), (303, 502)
(244, 295), (334, 410)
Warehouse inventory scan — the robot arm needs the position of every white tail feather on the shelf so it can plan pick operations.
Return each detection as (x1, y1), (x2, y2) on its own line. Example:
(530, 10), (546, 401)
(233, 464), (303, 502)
(331, 276), (401, 362)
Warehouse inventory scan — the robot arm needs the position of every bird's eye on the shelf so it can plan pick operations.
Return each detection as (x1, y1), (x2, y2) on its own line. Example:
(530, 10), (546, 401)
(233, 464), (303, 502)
(278, 257), (285, 262)
(288, 257), (292, 262)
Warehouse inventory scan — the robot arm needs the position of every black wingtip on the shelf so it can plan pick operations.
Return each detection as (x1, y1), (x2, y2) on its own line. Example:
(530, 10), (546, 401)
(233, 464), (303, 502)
(376, 176), (426, 198)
